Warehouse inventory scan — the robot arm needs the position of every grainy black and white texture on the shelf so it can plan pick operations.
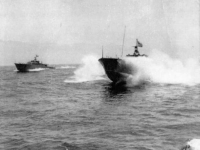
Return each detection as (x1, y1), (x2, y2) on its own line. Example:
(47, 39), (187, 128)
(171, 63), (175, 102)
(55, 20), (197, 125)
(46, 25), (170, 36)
(0, 65), (200, 150)
(0, 0), (200, 150)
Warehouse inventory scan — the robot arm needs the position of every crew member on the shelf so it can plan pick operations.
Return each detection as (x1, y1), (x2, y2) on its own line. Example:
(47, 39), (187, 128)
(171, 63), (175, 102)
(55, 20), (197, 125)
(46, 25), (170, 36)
(133, 46), (140, 56)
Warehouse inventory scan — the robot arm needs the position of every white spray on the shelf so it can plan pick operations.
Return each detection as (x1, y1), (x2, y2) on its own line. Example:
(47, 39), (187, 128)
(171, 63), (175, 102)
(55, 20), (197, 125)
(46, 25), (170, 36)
(64, 50), (200, 85)
(124, 49), (200, 86)
(64, 55), (105, 83)
(181, 139), (200, 150)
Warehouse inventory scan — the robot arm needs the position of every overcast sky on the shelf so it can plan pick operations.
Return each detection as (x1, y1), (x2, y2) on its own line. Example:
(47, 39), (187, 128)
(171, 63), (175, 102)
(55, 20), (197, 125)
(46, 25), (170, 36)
(0, 0), (199, 66)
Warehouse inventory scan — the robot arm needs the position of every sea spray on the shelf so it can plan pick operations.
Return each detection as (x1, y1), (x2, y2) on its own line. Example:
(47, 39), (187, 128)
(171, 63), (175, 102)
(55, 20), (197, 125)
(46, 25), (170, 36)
(123, 57), (150, 86)
(123, 49), (200, 86)
(64, 55), (105, 83)
(181, 139), (200, 150)
(64, 51), (200, 85)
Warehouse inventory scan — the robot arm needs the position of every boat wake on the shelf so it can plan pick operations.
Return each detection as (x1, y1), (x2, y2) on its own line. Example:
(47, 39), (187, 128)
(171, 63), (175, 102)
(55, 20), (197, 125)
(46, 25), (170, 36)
(57, 66), (76, 69)
(28, 68), (46, 72)
(64, 55), (106, 83)
(123, 50), (200, 86)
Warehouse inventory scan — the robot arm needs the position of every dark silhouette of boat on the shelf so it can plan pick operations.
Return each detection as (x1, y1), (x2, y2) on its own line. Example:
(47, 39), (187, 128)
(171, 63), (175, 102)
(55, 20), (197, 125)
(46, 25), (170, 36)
(15, 55), (55, 72)
(99, 39), (147, 84)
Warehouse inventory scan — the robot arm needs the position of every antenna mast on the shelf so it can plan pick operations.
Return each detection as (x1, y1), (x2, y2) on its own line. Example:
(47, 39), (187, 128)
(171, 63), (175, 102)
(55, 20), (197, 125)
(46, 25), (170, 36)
(121, 26), (126, 57)
(102, 46), (104, 58)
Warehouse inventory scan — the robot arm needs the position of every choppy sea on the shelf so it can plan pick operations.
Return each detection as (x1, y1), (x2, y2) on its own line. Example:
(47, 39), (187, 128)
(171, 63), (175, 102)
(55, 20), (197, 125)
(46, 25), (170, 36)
(0, 57), (200, 150)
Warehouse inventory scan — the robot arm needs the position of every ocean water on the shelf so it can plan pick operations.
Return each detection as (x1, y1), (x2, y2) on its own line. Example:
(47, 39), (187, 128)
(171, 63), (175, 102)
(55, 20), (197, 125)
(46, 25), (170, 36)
(0, 58), (200, 150)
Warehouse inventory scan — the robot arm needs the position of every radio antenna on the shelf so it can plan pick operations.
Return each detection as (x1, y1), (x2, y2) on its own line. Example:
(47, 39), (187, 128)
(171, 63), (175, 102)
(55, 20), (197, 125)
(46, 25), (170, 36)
(102, 46), (104, 58)
(121, 26), (126, 57)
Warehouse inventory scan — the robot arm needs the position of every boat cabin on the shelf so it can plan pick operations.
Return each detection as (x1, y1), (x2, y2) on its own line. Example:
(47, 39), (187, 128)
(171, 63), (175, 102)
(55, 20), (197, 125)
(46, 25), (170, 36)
(28, 55), (43, 65)
(126, 46), (147, 57)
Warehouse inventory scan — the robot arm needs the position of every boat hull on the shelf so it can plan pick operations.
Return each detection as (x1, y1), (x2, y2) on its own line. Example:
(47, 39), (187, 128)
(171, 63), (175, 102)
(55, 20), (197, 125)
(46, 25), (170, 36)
(99, 58), (135, 84)
(15, 63), (54, 72)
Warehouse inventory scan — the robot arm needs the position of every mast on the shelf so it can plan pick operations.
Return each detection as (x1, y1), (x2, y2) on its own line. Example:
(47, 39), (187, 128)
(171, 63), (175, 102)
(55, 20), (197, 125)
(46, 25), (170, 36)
(102, 46), (104, 58)
(121, 26), (126, 57)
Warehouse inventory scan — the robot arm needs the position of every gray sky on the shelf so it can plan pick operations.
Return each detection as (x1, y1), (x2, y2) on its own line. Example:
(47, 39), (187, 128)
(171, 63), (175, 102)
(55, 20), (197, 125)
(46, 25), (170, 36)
(0, 0), (199, 66)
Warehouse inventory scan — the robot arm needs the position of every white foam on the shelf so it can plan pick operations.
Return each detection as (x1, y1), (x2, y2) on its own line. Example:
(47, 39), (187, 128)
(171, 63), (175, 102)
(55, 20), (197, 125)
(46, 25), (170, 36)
(64, 55), (106, 83)
(182, 139), (200, 150)
(123, 50), (200, 86)
(28, 68), (46, 72)
(58, 66), (76, 69)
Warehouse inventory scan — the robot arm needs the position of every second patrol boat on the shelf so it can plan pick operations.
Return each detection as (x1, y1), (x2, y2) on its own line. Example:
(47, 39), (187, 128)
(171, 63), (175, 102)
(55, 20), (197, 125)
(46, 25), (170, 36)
(15, 55), (55, 72)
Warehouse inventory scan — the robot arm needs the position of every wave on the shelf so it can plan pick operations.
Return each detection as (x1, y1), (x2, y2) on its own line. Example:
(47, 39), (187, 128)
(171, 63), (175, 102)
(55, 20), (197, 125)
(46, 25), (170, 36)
(64, 55), (106, 83)
(123, 50), (200, 86)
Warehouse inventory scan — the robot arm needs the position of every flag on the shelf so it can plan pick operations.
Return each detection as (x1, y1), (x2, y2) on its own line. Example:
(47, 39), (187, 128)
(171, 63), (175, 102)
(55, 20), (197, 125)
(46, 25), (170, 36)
(136, 39), (143, 47)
